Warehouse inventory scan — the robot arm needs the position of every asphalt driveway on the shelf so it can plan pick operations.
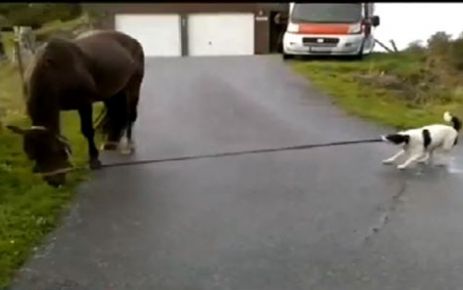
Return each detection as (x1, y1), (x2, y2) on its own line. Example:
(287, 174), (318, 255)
(10, 55), (463, 290)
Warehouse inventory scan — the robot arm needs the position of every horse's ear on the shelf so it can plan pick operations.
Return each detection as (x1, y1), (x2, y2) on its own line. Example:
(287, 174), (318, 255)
(6, 125), (26, 135)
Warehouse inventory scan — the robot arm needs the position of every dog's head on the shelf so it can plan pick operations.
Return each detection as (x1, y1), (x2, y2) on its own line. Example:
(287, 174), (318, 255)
(381, 133), (410, 145)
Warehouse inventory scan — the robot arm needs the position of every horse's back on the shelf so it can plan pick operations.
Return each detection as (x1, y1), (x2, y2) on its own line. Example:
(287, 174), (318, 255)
(74, 30), (145, 98)
(76, 30), (144, 65)
(26, 30), (145, 107)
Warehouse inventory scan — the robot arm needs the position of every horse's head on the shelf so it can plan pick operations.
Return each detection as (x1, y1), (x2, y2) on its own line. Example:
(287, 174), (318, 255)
(7, 125), (73, 187)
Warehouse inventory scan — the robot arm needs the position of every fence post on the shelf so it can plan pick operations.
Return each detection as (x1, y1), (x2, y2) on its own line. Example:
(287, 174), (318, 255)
(389, 40), (399, 53)
(374, 38), (394, 53)
(0, 32), (5, 61)
(13, 27), (27, 99)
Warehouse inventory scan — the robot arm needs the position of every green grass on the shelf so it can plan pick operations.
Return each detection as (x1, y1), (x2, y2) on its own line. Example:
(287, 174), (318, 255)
(292, 52), (463, 130)
(0, 61), (95, 288)
(0, 15), (96, 288)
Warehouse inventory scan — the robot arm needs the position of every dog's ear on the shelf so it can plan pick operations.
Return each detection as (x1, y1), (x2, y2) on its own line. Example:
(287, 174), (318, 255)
(384, 134), (410, 145)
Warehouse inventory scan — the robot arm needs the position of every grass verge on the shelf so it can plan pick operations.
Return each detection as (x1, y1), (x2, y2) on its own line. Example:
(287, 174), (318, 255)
(0, 15), (96, 288)
(0, 61), (94, 289)
(292, 52), (463, 130)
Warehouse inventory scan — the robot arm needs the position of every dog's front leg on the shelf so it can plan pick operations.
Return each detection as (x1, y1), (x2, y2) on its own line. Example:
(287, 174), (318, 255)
(382, 149), (406, 165)
(397, 152), (426, 170)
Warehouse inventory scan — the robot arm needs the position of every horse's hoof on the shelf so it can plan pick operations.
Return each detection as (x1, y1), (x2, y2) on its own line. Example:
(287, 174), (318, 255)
(101, 142), (118, 151)
(120, 142), (135, 155)
(120, 148), (133, 155)
(89, 159), (102, 170)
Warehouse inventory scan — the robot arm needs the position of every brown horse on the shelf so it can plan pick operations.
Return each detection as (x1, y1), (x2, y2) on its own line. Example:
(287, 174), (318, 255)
(7, 30), (145, 186)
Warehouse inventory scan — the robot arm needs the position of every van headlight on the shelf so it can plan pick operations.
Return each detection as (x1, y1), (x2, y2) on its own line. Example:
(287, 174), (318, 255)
(287, 23), (299, 33)
(348, 23), (362, 34)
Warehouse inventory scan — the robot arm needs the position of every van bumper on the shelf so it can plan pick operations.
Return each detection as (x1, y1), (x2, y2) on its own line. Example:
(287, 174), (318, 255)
(283, 32), (369, 56)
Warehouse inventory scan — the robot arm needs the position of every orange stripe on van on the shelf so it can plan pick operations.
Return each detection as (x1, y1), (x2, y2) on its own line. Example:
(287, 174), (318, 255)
(298, 24), (350, 35)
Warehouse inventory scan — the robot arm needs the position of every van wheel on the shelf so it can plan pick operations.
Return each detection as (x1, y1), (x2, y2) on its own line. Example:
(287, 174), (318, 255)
(283, 53), (294, 61)
(353, 43), (366, 60)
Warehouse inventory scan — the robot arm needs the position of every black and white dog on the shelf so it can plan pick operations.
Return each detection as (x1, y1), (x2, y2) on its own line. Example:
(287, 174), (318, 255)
(382, 112), (461, 170)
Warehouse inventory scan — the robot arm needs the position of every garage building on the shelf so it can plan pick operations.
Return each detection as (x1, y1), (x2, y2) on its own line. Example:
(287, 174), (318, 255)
(84, 3), (289, 57)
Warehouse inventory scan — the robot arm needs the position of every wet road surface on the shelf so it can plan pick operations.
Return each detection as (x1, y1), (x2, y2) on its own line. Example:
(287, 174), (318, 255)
(10, 56), (463, 290)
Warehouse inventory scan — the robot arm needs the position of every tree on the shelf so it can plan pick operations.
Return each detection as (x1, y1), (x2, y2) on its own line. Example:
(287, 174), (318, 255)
(427, 31), (452, 57)
(450, 38), (463, 71)
(405, 40), (426, 54)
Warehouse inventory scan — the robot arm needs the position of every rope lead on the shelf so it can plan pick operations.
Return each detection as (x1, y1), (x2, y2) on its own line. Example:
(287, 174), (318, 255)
(98, 138), (384, 169)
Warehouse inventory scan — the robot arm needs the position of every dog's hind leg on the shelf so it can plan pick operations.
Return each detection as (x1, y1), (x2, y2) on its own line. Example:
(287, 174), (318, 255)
(417, 152), (430, 164)
(435, 149), (452, 167)
(434, 135), (458, 166)
(382, 149), (406, 165)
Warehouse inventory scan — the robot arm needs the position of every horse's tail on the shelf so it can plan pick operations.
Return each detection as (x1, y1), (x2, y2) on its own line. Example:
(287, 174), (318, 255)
(95, 91), (129, 142)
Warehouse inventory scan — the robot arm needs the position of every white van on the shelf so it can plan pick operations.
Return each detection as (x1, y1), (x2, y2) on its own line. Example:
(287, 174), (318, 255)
(283, 3), (380, 59)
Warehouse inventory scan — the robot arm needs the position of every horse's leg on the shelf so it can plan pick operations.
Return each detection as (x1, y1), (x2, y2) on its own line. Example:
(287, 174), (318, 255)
(79, 104), (102, 169)
(120, 74), (142, 155)
(101, 92), (125, 151)
(101, 98), (118, 151)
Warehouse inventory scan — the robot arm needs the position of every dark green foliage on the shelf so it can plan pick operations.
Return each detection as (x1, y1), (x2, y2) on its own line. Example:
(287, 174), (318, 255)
(405, 40), (426, 54)
(0, 3), (82, 28)
(449, 37), (463, 71)
(427, 31), (452, 57)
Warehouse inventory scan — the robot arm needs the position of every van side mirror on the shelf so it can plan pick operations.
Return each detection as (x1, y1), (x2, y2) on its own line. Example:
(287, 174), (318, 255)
(371, 15), (380, 27)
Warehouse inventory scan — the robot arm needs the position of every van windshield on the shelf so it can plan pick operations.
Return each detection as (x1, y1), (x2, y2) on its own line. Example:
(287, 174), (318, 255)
(290, 3), (362, 24)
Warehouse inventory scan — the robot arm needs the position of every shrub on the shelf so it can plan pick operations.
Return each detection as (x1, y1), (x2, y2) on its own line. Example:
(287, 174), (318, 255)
(449, 37), (463, 71)
(0, 4), (82, 28)
(405, 40), (426, 54)
(426, 31), (452, 61)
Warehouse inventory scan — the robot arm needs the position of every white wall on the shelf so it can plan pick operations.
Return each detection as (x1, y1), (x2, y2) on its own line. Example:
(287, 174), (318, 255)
(373, 3), (463, 52)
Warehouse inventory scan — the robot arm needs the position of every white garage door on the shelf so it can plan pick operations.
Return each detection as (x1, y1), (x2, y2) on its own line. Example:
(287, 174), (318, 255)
(188, 14), (255, 56)
(115, 14), (181, 57)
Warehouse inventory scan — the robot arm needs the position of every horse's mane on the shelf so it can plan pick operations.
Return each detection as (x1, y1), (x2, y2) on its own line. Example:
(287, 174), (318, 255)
(26, 38), (79, 80)
(24, 42), (46, 91)
(25, 37), (86, 132)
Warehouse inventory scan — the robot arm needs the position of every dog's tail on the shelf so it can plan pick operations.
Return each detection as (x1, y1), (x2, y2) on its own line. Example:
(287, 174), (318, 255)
(444, 111), (462, 132)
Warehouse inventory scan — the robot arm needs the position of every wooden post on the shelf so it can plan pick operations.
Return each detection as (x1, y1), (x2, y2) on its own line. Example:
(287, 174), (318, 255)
(13, 36), (27, 99)
(0, 32), (5, 61)
(20, 26), (36, 54)
(374, 38), (394, 53)
(390, 40), (399, 53)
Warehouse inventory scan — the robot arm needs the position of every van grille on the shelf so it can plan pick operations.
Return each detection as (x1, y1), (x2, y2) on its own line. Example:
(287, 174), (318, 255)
(302, 37), (340, 47)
